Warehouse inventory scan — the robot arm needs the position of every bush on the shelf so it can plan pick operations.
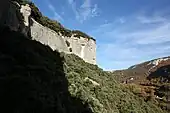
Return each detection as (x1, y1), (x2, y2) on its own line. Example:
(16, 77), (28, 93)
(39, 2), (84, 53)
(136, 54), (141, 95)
(64, 53), (165, 113)
(0, 26), (93, 113)
(124, 84), (142, 95)
(72, 30), (95, 41)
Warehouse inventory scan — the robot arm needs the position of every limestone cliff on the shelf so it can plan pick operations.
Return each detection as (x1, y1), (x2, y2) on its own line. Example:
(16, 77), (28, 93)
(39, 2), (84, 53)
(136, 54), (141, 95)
(0, 0), (96, 64)
(30, 19), (96, 64)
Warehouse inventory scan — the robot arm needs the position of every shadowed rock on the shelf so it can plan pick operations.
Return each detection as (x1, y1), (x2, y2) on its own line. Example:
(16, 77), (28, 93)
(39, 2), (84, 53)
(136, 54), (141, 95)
(0, 26), (92, 113)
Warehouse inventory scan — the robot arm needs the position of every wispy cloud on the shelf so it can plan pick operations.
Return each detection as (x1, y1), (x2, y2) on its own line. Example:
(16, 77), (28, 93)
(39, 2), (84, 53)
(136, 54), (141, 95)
(137, 16), (166, 24)
(68, 0), (99, 23)
(90, 11), (170, 70)
(47, 2), (63, 21)
(137, 9), (169, 24)
(119, 18), (126, 24)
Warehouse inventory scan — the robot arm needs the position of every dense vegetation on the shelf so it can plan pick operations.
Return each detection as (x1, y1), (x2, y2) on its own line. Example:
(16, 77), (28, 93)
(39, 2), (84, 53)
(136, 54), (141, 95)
(148, 65), (170, 111)
(0, 26), (166, 113)
(12, 0), (31, 5)
(112, 61), (170, 112)
(0, 26), (92, 113)
(64, 54), (166, 113)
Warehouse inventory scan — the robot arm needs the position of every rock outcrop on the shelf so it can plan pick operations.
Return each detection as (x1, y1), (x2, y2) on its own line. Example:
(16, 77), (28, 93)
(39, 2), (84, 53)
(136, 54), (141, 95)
(0, 1), (96, 64)
(30, 18), (96, 64)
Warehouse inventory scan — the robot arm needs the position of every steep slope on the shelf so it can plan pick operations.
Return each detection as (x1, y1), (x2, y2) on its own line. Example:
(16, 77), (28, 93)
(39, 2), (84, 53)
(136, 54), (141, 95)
(0, 26), (165, 113)
(64, 54), (166, 113)
(0, 26), (92, 113)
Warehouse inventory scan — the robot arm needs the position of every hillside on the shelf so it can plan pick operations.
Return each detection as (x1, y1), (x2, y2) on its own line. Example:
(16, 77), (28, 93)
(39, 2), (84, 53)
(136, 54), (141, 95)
(0, 0), (169, 112)
(0, 26), (94, 113)
(0, 26), (166, 113)
(112, 57), (170, 112)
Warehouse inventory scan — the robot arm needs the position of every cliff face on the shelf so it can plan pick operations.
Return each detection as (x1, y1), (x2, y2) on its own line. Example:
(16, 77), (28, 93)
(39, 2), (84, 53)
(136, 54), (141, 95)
(30, 19), (96, 64)
(0, 1), (96, 64)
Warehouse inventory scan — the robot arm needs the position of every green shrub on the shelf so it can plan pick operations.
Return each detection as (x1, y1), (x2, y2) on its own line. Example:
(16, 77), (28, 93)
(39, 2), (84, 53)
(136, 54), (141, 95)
(72, 30), (95, 41)
(0, 26), (93, 113)
(124, 84), (142, 95)
(64, 53), (165, 113)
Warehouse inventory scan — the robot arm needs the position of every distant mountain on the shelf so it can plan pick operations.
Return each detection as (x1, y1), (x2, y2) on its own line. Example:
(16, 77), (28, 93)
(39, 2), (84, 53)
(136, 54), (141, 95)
(112, 56), (170, 111)
(129, 56), (170, 73)
(0, 0), (168, 112)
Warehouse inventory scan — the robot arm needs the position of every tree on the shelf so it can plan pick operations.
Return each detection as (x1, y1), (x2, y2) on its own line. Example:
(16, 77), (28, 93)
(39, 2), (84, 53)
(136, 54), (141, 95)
(13, 0), (31, 5)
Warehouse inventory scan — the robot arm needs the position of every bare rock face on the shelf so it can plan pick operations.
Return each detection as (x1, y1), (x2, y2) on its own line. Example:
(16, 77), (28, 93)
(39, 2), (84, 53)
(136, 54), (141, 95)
(30, 19), (96, 64)
(29, 18), (96, 64)
(0, 1), (96, 64)
(65, 35), (96, 64)
(30, 19), (70, 53)
(20, 4), (31, 27)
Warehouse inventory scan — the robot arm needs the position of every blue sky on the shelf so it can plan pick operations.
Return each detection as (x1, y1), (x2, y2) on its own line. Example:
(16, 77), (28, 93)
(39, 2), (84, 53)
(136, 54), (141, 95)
(32, 0), (170, 70)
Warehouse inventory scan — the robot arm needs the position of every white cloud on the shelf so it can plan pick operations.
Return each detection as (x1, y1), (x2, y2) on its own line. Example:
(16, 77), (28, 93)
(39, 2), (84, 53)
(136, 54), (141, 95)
(91, 11), (170, 70)
(137, 9), (169, 24)
(47, 3), (63, 21)
(137, 16), (166, 24)
(119, 18), (126, 24)
(112, 22), (170, 45)
(68, 0), (99, 23)
(132, 23), (170, 44)
(91, 4), (98, 17)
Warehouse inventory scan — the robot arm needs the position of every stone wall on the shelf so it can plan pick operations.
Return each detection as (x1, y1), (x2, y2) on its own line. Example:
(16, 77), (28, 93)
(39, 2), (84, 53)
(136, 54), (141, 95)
(0, 1), (96, 64)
